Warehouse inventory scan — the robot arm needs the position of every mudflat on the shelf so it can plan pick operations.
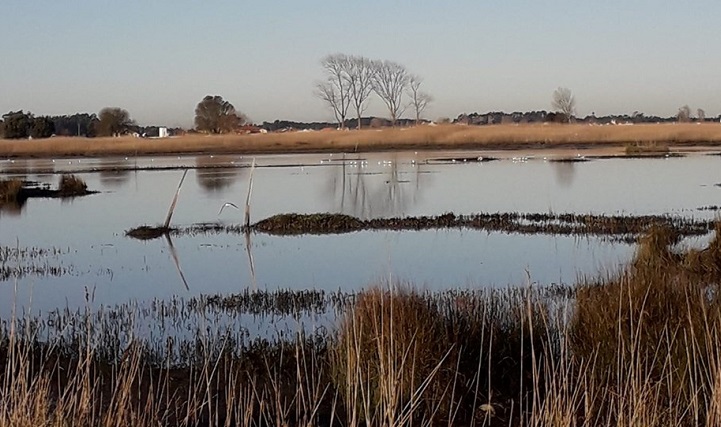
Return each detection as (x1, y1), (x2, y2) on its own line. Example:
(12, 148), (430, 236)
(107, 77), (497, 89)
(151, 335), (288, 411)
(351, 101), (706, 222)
(1, 123), (721, 159)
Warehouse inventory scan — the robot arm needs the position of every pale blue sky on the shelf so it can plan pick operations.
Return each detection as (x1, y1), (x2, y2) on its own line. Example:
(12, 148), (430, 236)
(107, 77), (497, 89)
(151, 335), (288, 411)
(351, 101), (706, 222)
(1, 1), (719, 127)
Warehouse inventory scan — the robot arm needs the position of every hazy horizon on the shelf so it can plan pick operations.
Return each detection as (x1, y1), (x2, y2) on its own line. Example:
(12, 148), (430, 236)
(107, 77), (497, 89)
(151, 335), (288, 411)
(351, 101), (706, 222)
(2, 1), (720, 128)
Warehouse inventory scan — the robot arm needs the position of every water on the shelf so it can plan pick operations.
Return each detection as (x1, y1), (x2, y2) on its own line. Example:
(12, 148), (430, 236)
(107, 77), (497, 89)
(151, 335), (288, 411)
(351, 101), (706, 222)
(1, 151), (719, 315)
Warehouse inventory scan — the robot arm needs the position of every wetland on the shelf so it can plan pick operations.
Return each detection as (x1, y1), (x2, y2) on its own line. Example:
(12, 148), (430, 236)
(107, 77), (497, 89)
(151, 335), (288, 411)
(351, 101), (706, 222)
(2, 148), (721, 426)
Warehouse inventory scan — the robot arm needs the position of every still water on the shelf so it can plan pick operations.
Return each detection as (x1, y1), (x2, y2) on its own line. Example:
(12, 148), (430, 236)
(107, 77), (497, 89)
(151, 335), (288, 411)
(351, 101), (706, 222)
(1, 151), (719, 315)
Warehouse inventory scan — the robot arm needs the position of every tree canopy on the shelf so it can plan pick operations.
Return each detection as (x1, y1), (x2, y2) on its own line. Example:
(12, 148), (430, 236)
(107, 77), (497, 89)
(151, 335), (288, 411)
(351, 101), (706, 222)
(194, 95), (246, 134)
(96, 107), (134, 137)
(1, 111), (54, 139)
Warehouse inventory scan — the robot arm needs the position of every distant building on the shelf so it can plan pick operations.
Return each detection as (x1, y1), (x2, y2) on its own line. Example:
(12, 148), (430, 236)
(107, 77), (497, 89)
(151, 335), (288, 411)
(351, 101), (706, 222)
(159, 127), (169, 138)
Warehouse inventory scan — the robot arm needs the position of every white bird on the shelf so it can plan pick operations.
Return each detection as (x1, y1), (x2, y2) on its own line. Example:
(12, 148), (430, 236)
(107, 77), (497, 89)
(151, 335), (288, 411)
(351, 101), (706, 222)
(218, 202), (240, 216)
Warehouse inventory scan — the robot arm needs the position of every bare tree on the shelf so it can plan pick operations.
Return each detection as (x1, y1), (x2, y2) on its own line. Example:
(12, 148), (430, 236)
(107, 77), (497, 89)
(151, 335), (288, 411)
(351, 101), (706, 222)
(371, 60), (410, 126)
(346, 55), (374, 129)
(315, 54), (351, 129)
(697, 108), (706, 122)
(551, 87), (576, 123)
(407, 75), (433, 124)
(677, 105), (691, 123)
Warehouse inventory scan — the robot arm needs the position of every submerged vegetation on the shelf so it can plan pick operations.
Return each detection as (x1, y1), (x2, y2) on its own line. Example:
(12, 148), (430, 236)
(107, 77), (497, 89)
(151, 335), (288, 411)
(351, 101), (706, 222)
(3, 224), (721, 425)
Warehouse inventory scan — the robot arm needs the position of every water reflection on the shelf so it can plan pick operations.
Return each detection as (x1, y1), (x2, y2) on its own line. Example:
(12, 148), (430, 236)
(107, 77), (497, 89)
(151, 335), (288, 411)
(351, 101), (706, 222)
(0, 200), (24, 216)
(327, 154), (430, 219)
(195, 156), (246, 192)
(98, 158), (133, 188)
(551, 161), (577, 188)
(165, 234), (189, 291)
(0, 159), (55, 179)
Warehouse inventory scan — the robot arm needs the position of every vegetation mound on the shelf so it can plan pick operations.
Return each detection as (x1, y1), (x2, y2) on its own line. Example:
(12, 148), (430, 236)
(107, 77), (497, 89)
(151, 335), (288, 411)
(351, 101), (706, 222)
(253, 213), (365, 235)
(125, 226), (172, 240)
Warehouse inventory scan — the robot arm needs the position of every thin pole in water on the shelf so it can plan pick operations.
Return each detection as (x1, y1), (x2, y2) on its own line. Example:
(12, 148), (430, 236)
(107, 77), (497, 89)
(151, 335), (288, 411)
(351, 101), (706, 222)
(244, 158), (256, 229)
(164, 169), (188, 229)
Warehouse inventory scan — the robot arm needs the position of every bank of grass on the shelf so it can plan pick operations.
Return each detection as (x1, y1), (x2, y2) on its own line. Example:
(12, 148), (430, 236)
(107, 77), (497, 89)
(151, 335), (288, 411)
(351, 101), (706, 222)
(3, 224), (721, 426)
(624, 140), (670, 155)
(2, 123), (721, 158)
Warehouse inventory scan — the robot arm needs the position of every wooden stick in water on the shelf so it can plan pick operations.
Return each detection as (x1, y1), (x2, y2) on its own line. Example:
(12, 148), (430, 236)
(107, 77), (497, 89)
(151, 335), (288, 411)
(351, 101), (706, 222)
(164, 169), (188, 229)
(244, 158), (256, 229)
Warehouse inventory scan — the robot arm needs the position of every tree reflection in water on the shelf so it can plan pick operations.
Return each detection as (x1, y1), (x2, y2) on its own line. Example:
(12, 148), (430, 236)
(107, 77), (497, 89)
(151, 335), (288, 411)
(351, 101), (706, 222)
(327, 153), (430, 219)
(551, 161), (577, 188)
(98, 158), (132, 188)
(195, 155), (246, 193)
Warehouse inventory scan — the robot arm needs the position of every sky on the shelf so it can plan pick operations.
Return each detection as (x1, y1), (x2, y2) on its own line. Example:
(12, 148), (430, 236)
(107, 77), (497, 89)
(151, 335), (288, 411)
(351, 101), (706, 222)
(1, 0), (720, 128)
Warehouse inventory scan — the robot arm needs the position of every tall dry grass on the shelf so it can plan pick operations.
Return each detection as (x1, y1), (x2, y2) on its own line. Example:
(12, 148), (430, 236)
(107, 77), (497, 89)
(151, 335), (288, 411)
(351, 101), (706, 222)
(1, 123), (721, 158)
(0, 179), (22, 203)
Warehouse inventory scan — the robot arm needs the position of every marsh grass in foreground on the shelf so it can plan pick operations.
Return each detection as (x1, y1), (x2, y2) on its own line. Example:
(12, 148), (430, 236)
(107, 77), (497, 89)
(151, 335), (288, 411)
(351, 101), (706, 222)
(4, 224), (721, 426)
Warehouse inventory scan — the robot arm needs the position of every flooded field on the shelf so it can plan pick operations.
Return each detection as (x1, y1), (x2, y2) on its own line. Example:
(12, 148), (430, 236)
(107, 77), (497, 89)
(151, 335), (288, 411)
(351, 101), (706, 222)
(1, 151), (720, 315)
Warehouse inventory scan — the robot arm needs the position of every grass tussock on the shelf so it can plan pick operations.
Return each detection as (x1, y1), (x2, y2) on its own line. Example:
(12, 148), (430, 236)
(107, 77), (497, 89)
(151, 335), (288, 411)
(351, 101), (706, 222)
(0, 179), (22, 203)
(57, 174), (88, 196)
(5, 224), (721, 425)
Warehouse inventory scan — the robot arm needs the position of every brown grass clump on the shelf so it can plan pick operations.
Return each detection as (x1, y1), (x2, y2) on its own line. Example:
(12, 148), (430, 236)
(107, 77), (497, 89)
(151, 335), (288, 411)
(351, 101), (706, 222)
(57, 174), (88, 196)
(624, 141), (670, 155)
(0, 179), (22, 203)
(332, 285), (559, 426)
(333, 286), (448, 425)
(570, 223), (721, 425)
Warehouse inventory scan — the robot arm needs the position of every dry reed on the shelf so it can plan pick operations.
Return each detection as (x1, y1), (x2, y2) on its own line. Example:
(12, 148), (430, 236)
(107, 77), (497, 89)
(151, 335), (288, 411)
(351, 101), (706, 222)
(2, 123), (721, 158)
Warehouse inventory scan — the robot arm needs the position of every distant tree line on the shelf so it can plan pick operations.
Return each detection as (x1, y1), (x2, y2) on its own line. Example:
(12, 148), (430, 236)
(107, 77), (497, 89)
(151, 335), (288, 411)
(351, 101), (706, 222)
(0, 108), (186, 140)
(259, 117), (419, 132)
(453, 110), (717, 126)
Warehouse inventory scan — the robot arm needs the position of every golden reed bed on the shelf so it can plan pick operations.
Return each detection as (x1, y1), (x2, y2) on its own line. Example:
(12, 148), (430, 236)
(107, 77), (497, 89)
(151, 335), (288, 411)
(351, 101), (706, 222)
(1, 123), (721, 158)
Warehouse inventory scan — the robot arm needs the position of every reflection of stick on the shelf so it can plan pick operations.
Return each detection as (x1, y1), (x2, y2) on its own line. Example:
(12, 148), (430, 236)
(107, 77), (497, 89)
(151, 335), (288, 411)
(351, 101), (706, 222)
(164, 169), (188, 229)
(244, 231), (257, 291)
(244, 159), (256, 229)
(165, 234), (189, 291)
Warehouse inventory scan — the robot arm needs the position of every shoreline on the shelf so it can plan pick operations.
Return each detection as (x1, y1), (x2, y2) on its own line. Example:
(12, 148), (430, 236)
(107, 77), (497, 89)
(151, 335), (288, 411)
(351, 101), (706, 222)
(1, 123), (720, 160)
